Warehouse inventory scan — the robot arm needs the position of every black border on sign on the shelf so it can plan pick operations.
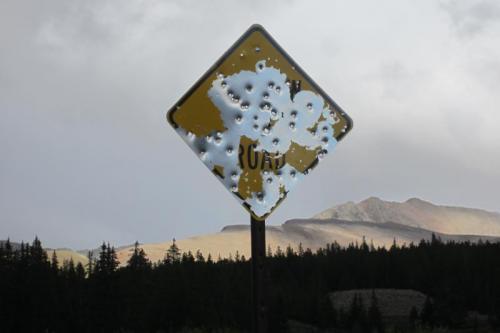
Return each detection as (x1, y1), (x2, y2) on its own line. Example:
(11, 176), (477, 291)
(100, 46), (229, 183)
(166, 23), (353, 141)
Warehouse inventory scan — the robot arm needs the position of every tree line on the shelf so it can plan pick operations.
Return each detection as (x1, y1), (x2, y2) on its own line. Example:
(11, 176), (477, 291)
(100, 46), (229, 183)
(1, 235), (500, 332)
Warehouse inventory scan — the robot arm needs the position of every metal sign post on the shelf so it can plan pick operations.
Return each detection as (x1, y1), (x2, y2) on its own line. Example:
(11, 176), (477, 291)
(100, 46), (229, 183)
(166, 24), (352, 332)
(251, 216), (267, 332)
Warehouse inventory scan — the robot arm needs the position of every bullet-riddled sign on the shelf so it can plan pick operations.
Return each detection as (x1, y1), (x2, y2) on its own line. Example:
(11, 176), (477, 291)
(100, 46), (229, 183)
(167, 24), (353, 220)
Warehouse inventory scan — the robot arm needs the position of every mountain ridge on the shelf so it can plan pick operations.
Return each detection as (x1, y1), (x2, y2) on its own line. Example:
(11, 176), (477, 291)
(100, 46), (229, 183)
(314, 197), (500, 236)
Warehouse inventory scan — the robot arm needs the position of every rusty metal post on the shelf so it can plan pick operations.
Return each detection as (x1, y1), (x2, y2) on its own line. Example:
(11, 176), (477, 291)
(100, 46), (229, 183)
(251, 216), (267, 333)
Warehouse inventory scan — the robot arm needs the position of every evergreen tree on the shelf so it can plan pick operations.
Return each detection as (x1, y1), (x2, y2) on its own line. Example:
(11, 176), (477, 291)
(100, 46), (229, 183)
(361, 236), (369, 252)
(63, 258), (76, 277)
(86, 250), (94, 277)
(106, 243), (119, 272)
(94, 242), (108, 274)
(19, 241), (28, 263)
(298, 243), (304, 257)
(95, 242), (119, 275)
(30, 236), (48, 265)
(51, 250), (59, 271)
(431, 233), (442, 245)
(4, 238), (13, 262)
(75, 262), (86, 279)
(390, 238), (398, 251)
(182, 251), (195, 263)
(127, 241), (151, 271)
(275, 245), (284, 258)
(206, 253), (213, 264)
(195, 250), (205, 263)
(165, 238), (181, 263)
(267, 245), (273, 257)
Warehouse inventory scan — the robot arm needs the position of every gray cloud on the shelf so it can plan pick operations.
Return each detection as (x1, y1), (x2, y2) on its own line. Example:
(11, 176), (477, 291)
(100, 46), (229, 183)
(441, 0), (500, 37)
(1, 0), (499, 249)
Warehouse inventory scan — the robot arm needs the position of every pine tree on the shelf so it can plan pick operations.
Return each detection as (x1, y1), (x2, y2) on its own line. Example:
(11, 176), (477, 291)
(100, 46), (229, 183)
(361, 236), (369, 252)
(95, 242), (119, 275)
(275, 246), (284, 258)
(431, 233), (442, 245)
(76, 262), (86, 279)
(267, 245), (273, 257)
(63, 258), (76, 278)
(182, 251), (195, 263)
(165, 238), (181, 264)
(4, 238), (13, 262)
(390, 238), (398, 251)
(51, 250), (59, 271)
(95, 243), (107, 274)
(195, 250), (205, 263)
(86, 250), (94, 277)
(207, 253), (213, 264)
(298, 243), (304, 257)
(107, 244), (119, 272)
(127, 241), (151, 271)
(20, 241), (28, 264)
(30, 236), (48, 266)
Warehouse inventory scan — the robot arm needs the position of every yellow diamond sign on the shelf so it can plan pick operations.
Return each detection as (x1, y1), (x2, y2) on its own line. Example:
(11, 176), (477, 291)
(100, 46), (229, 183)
(167, 24), (353, 220)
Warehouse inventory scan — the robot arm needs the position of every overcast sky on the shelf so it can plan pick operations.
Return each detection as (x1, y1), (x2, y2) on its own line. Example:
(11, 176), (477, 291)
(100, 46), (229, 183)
(1, 0), (499, 249)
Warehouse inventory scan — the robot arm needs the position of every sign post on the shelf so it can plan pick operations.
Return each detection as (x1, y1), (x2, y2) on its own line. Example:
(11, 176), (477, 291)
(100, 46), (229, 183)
(251, 215), (267, 332)
(166, 24), (352, 332)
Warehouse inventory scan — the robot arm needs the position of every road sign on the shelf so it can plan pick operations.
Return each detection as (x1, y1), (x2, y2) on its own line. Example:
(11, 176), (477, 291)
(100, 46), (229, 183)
(167, 24), (352, 220)
(167, 24), (353, 332)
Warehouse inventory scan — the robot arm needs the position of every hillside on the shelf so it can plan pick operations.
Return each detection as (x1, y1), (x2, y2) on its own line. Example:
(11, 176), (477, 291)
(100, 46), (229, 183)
(116, 218), (500, 264)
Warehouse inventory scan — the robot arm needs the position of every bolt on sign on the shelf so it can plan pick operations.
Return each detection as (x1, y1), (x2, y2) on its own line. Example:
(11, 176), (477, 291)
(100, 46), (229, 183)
(167, 24), (352, 220)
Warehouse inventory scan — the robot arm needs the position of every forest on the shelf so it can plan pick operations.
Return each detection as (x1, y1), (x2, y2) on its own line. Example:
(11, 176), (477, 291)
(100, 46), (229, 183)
(1, 235), (500, 332)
